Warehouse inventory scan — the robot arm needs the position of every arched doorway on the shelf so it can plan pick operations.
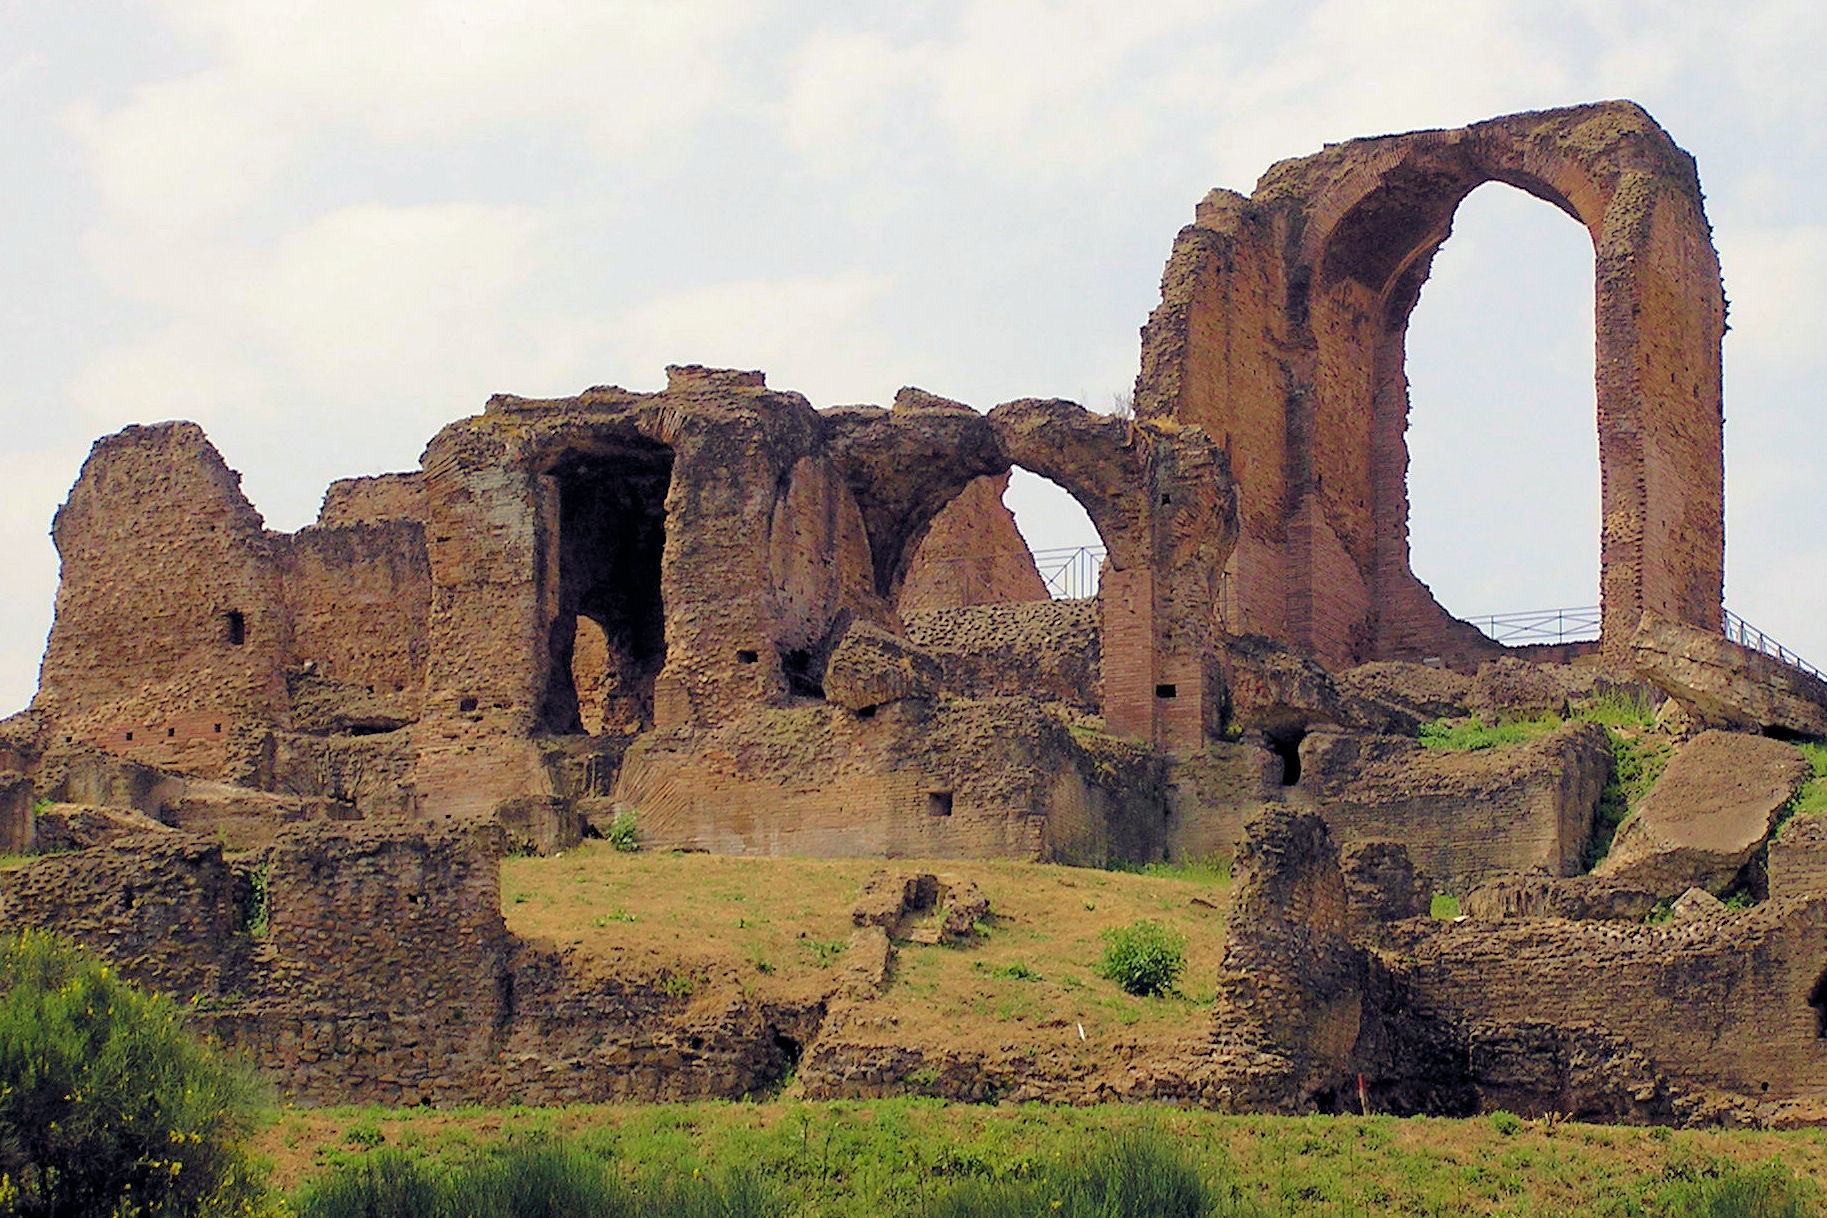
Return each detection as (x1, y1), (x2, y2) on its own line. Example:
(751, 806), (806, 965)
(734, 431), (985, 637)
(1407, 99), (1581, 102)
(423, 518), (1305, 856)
(1140, 103), (1726, 668)
(538, 439), (673, 734)
(1404, 182), (1600, 644)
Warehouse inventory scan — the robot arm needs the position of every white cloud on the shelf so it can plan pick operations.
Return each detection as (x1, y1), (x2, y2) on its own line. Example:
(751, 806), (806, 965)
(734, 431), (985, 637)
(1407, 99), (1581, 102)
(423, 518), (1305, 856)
(610, 273), (903, 406)
(782, 30), (931, 170)
(1720, 225), (1827, 371)
(0, 447), (83, 716)
(65, 69), (292, 232)
(158, 0), (757, 151)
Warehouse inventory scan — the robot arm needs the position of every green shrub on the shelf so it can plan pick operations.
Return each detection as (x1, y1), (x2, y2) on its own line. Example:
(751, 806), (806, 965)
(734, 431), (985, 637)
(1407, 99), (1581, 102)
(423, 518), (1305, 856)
(0, 928), (273, 1218)
(1095, 920), (1186, 997)
(1584, 728), (1674, 871)
(607, 811), (640, 853)
(294, 1150), (450, 1218)
(926, 1128), (1264, 1218)
(462, 1141), (632, 1218)
(295, 1143), (784, 1218)
(1655, 1158), (1819, 1218)
(1489, 1110), (1524, 1136)
(1418, 715), (1558, 752)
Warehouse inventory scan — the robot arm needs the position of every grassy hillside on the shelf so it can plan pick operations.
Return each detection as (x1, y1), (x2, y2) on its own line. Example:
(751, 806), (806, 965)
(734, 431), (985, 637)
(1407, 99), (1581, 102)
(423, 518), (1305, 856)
(499, 845), (1232, 1045)
(259, 1098), (1827, 1216)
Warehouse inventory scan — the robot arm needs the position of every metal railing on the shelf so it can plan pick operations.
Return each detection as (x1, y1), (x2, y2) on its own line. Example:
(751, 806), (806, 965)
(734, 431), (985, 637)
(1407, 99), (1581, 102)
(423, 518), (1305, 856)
(1030, 545), (1106, 599)
(1464, 605), (1601, 647)
(1723, 609), (1824, 681)
(1465, 603), (1823, 681)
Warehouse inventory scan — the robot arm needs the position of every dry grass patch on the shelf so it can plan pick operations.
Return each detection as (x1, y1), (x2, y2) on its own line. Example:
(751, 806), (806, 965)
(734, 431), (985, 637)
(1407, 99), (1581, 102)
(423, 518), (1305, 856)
(499, 845), (1230, 1045)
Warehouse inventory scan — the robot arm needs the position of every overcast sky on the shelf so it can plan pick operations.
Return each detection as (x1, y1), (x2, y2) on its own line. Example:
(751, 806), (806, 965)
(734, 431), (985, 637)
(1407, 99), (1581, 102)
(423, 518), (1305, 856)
(3, 0), (1825, 714)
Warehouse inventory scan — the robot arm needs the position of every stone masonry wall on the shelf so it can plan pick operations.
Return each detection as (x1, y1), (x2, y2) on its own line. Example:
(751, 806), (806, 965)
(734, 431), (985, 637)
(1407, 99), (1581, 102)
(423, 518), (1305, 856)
(35, 424), (290, 781)
(1299, 723), (1612, 887)
(1402, 899), (1827, 1102)
(0, 831), (251, 997)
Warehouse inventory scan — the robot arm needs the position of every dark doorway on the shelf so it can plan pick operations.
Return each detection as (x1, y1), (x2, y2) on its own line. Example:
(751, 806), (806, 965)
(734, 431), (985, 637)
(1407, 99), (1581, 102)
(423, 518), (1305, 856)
(541, 441), (673, 734)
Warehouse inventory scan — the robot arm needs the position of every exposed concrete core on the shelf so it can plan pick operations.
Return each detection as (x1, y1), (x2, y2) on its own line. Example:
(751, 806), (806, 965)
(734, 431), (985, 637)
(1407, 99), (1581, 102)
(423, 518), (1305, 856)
(1139, 101), (1725, 667)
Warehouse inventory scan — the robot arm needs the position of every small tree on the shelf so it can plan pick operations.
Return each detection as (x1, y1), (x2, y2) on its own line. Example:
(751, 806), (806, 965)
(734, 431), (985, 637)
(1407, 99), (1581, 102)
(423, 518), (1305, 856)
(0, 929), (272, 1217)
(1096, 920), (1187, 997)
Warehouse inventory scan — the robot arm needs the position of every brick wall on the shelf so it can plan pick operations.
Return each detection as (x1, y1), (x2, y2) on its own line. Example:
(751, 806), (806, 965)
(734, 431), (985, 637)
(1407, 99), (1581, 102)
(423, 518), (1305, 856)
(1138, 102), (1725, 668)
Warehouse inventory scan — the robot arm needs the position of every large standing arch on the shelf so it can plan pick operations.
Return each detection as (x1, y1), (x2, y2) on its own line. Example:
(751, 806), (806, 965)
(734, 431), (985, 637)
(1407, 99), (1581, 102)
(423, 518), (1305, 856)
(1138, 101), (1725, 668)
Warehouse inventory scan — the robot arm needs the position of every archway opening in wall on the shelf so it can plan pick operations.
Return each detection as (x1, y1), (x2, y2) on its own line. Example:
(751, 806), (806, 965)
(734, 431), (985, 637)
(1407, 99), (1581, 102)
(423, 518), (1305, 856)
(896, 467), (1102, 615)
(541, 439), (673, 734)
(1005, 468), (1103, 599)
(1404, 182), (1599, 647)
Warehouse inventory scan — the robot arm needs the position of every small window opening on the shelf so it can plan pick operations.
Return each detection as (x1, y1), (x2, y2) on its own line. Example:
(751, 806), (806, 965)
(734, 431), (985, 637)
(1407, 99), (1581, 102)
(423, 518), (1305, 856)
(225, 610), (246, 646)
(927, 790), (954, 817)
(365, 684), (375, 694)
(166, 727), (175, 738)
(736, 649), (759, 664)
(1155, 683), (1178, 699)
(780, 647), (825, 698)
(213, 723), (222, 733)
(1160, 493), (1172, 505)
(1266, 727), (1307, 787)
(120, 885), (135, 912)
(458, 697), (479, 713)
(124, 731), (133, 742)
(1807, 966), (1827, 1037)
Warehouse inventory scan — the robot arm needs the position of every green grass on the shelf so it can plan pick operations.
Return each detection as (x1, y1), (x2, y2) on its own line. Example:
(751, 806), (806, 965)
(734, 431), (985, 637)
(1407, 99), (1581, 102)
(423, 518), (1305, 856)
(1430, 893), (1461, 920)
(1584, 727), (1675, 872)
(1783, 743), (1827, 823)
(263, 1101), (1827, 1218)
(1106, 851), (1233, 884)
(1418, 715), (1561, 752)
(1412, 696), (1673, 872)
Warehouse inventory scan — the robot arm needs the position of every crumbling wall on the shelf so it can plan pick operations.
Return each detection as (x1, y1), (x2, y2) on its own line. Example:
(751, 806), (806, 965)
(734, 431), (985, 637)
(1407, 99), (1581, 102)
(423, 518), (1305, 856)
(1299, 723), (1611, 886)
(611, 698), (1164, 864)
(0, 831), (251, 997)
(316, 472), (427, 527)
(34, 423), (290, 781)
(1400, 899), (1827, 1104)
(904, 600), (1100, 713)
(1139, 101), (1725, 667)
(280, 522), (430, 732)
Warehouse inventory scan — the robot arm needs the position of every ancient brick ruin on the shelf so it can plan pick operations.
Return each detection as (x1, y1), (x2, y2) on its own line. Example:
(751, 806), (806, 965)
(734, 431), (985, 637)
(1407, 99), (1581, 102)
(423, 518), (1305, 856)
(5, 100), (1827, 1123)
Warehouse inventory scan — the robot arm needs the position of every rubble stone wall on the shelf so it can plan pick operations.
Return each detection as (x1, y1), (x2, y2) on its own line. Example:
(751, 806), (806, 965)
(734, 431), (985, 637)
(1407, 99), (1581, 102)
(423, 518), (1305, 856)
(0, 831), (249, 997)
(1404, 901), (1827, 1101)
(1299, 724), (1611, 887)
(904, 600), (1101, 713)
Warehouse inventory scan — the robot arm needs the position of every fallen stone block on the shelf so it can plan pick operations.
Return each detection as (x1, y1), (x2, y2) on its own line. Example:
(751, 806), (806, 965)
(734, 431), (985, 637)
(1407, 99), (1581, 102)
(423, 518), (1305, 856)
(1596, 729), (1810, 896)
(1633, 612), (1827, 739)
(823, 622), (942, 713)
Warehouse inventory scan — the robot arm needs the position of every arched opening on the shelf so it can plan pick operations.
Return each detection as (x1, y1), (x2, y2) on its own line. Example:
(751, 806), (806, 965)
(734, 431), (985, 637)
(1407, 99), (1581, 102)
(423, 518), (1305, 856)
(1003, 467), (1104, 599)
(1403, 182), (1599, 646)
(897, 466), (1106, 614)
(540, 439), (673, 734)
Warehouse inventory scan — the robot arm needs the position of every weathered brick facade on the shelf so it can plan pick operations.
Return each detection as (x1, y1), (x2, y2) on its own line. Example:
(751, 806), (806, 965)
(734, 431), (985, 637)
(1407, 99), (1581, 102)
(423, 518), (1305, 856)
(1139, 101), (1725, 667)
